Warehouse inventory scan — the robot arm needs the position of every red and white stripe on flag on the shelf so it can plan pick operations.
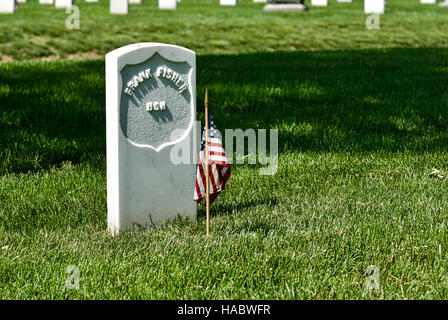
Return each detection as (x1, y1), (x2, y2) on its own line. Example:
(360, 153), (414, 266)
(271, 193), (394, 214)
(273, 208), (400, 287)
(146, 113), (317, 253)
(194, 116), (231, 205)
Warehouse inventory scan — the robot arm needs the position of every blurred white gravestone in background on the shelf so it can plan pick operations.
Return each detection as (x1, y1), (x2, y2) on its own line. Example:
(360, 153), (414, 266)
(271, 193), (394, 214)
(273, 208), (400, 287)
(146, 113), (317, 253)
(129, 0), (142, 4)
(254, 0), (267, 2)
(263, 0), (307, 12)
(17, 0), (26, 3)
(364, 0), (384, 13)
(439, 1), (448, 6)
(311, 0), (327, 6)
(159, 0), (176, 9)
(420, 0), (436, 3)
(39, 0), (54, 4)
(0, 0), (16, 13)
(111, 0), (128, 14)
(86, 0), (99, 2)
(55, 0), (72, 8)
(220, 0), (237, 6)
(106, 43), (197, 235)
(338, 0), (352, 2)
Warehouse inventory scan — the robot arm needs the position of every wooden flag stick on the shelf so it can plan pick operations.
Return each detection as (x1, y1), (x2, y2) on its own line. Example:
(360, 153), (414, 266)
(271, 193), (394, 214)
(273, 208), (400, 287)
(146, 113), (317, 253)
(205, 89), (210, 237)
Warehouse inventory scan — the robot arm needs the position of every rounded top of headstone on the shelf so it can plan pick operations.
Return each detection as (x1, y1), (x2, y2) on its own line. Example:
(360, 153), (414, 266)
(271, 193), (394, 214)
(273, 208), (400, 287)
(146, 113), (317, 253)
(106, 42), (196, 64)
(107, 42), (196, 152)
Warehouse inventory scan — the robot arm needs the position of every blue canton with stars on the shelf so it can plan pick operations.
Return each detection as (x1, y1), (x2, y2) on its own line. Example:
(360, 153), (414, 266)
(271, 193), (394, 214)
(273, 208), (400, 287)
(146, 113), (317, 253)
(200, 112), (220, 151)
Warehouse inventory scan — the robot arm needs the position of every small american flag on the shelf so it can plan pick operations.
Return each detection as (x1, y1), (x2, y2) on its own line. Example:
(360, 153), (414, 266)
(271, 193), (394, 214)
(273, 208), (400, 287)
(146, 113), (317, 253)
(194, 111), (231, 205)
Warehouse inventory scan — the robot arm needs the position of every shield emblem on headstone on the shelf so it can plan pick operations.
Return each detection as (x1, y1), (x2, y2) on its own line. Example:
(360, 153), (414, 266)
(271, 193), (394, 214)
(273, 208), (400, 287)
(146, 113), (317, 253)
(119, 52), (194, 152)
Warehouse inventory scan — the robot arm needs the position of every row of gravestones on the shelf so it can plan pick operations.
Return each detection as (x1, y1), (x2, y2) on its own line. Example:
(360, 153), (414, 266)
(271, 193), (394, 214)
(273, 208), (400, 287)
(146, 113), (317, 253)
(264, 0), (448, 13)
(3, 0), (448, 14)
(258, 0), (448, 10)
(0, 0), (194, 13)
(0, 0), (180, 13)
(2, 0), (448, 14)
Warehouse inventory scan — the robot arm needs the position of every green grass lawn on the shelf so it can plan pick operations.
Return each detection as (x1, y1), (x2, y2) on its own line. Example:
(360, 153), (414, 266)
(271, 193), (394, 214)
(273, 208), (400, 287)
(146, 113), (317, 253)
(1, 0), (448, 299)
(0, 0), (447, 60)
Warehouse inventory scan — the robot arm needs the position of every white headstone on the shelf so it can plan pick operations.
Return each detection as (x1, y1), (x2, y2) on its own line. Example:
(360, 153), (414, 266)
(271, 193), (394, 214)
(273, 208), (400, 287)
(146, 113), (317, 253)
(253, 0), (267, 2)
(420, 0), (436, 3)
(0, 0), (16, 13)
(311, 0), (328, 6)
(55, 0), (72, 8)
(439, 1), (448, 6)
(129, 0), (142, 4)
(86, 0), (99, 2)
(106, 43), (197, 235)
(39, 0), (54, 4)
(110, 0), (128, 14)
(17, 0), (26, 3)
(159, 0), (176, 9)
(220, 0), (237, 6)
(338, 0), (352, 2)
(364, 0), (384, 13)
(263, 3), (307, 11)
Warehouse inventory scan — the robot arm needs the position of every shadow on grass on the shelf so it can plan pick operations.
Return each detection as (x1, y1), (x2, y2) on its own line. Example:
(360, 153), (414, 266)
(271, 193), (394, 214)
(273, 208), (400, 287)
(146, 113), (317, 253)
(0, 47), (447, 174)
(198, 197), (278, 219)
